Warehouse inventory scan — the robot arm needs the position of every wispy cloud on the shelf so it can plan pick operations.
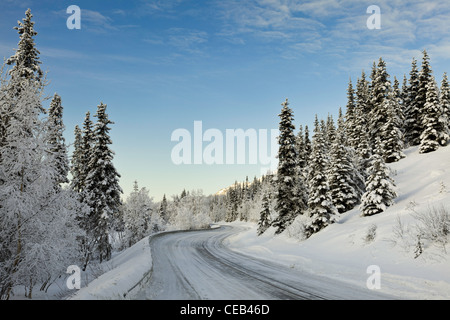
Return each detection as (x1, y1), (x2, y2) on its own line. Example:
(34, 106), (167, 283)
(167, 28), (208, 53)
(79, 9), (118, 33)
(213, 0), (450, 73)
(143, 27), (209, 57)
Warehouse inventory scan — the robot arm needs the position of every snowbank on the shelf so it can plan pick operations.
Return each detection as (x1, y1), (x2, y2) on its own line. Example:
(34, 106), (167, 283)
(69, 235), (153, 300)
(225, 146), (450, 300)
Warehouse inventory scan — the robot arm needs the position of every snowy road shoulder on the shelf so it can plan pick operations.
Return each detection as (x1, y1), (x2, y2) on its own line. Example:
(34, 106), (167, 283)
(69, 236), (153, 300)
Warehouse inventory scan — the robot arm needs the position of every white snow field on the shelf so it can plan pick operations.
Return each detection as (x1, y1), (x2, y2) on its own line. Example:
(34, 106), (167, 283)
(68, 145), (450, 300)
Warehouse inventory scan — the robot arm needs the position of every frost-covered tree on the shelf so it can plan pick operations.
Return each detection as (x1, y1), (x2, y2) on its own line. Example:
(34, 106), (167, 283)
(441, 73), (450, 121)
(0, 76), (84, 299)
(304, 125), (311, 156)
(354, 71), (372, 176)
(272, 99), (306, 234)
(46, 93), (69, 186)
(328, 122), (364, 213)
(369, 58), (391, 147)
(419, 76), (449, 153)
(345, 79), (358, 149)
(84, 103), (123, 262)
(257, 192), (272, 236)
(360, 138), (397, 217)
(159, 194), (168, 223)
(225, 184), (239, 222)
(123, 181), (154, 247)
(70, 112), (94, 196)
(305, 116), (337, 237)
(169, 190), (211, 230)
(6, 9), (43, 83)
(296, 125), (307, 169)
(417, 50), (433, 122)
(404, 58), (421, 146)
(0, 11), (86, 299)
(381, 90), (405, 163)
(392, 76), (405, 135)
(70, 125), (83, 191)
(325, 114), (336, 147)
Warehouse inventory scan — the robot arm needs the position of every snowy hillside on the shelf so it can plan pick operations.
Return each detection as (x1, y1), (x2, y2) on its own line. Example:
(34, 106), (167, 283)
(226, 145), (450, 299)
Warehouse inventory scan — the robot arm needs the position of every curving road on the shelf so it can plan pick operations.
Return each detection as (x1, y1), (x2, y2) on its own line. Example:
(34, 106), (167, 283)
(135, 225), (393, 300)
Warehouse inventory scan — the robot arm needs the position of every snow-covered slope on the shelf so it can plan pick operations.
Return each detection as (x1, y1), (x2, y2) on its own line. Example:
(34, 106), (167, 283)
(226, 145), (450, 300)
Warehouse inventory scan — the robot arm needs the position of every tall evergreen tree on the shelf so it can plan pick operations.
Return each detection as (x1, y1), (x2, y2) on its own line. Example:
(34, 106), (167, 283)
(345, 78), (358, 149)
(360, 138), (397, 217)
(159, 194), (168, 223)
(304, 124), (312, 159)
(46, 93), (69, 186)
(419, 76), (449, 153)
(296, 124), (307, 169)
(381, 89), (405, 163)
(272, 99), (306, 234)
(392, 76), (405, 135)
(328, 115), (364, 213)
(226, 185), (239, 222)
(305, 116), (337, 237)
(440, 73), (450, 137)
(417, 50), (433, 118)
(6, 9), (43, 83)
(369, 58), (391, 147)
(404, 58), (421, 146)
(84, 103), (123, 262)
(1, 9), (43, 158)
(70, 125), (83, 192)
(354, 71), (372, 175)
(257, 192), (271, 236)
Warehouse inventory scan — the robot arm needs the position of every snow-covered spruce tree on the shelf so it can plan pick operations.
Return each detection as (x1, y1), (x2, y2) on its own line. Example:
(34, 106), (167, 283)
(328, 116), (364, 213)
(296, 125), (307, 169)
(70, 112), (95, 197)
(326, 114), (337, 147)
(1, 9), (43, 158)
(392, 76), (405, 135)
(439, 72), (450, 126)
(159, 194), (168, 223)
(369, 57), (391, 148)
(360, 138), (397, 217)
(404, 58), (421, 146)
(70, 125), (83, 191)
(354, 71), (372, 176)
(345, 79), (358, 149)
(381, 89), (405, 163)
(84, 102), (123, 263)
(419, 76), (449, 153)
(6, 9), (43, 84)
(257, 192), (272, 236)
(70, 112), (96, 270)
(46, 93), (69, 186)
(305, 116), (337, 237)
(225, 183), (239, 222)
(417, 51), (433, 115)
(272, 99), (307, 235)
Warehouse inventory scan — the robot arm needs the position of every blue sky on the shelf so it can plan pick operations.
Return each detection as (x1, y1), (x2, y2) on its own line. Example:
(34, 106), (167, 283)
(1, 0), (450, 202)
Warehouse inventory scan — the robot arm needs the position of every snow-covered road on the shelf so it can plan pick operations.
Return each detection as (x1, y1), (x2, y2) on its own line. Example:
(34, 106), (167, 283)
(135, 225), (393, 300)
